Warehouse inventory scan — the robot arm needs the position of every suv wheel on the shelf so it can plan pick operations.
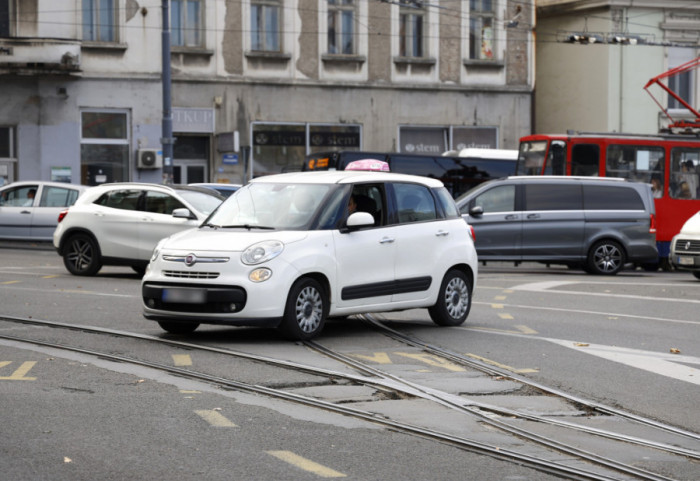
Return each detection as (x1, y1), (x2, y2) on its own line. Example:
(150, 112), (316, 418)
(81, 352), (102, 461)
(63, 233), (102, 276)
(587, 240), (625, 275)
(279, 278), (327, 340)
(429, 269), (472, 326)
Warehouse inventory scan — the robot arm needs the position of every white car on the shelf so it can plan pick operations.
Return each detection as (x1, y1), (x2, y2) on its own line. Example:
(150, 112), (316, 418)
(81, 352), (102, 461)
(53, 183), (223, 276)
(0, 181), (87, 241)
(142, 170), (478, 340)
(670, 210), (700, 280)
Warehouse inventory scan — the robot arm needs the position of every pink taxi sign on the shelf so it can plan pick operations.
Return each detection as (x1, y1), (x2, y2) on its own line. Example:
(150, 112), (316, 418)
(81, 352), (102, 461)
(345, 159), (390, 172)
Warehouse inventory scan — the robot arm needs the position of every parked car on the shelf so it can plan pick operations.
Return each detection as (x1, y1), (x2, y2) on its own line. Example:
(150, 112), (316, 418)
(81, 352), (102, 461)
(456, 176), (658, 275)
(670, 210), (700, 280)
(142, 170), (478, 340)
(53, 183), (223, 276)
(189, 183), (241, 198)
(0, 181), (87, 241)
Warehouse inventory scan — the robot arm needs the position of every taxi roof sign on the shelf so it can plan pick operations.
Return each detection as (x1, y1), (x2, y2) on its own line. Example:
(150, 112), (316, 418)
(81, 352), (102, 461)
(345, 159), (390, 172)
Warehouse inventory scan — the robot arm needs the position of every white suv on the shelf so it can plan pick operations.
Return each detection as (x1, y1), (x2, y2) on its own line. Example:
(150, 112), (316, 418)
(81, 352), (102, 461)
(670, 210), (700, 280)
(142, 171), (478, 340)
(53, 183), (223, 276)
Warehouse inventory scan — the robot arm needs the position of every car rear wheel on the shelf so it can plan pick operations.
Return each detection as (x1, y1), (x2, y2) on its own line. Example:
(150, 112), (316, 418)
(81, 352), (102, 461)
(63, 233), (102, 276)
(157, 321), (200, 334)
(587, 240), (625, 275)
(429, 269), (472, 326)
(278, 277), (327, 341)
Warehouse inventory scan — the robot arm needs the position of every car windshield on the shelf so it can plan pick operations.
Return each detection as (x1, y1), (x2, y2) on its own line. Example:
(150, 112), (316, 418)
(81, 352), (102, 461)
(177, 190), (224, 215)
(206, 182), (332, 229)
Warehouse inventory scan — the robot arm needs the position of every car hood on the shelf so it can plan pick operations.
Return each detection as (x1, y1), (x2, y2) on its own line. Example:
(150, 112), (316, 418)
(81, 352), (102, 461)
(680, 211), (700, 236)
(163, 227), (309, 252)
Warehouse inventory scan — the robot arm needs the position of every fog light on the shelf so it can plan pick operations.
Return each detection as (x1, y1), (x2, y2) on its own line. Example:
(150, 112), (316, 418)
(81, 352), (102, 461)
(147, 299), (156, 308)
(249, 267), (272, 283)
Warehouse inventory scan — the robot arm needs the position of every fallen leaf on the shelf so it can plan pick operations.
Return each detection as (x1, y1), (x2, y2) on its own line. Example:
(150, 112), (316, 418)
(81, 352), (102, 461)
(64, 457), (72, 463)
(574, 342), (589, 347)
(670, 348), (681, 354)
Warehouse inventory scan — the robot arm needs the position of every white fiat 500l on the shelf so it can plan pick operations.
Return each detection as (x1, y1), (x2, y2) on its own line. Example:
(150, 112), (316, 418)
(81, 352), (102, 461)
(142, 171), (478, 340)
(670, 210), (700, 280)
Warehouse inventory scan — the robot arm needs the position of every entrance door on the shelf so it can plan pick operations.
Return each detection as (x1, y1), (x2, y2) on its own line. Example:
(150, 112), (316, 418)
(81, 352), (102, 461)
(173, 161), (207, 184)
(173, 135), (209, 184)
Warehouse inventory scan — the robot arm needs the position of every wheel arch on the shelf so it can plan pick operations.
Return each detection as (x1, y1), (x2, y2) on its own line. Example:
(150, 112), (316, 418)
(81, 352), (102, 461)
(57, 228), (102, 256)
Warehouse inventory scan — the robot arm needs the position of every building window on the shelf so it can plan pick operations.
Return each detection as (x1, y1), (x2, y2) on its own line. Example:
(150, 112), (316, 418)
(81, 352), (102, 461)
(251, 0), (281, 52)
(0, 0), (11, 37)
(172, 0), (203, 48)
(668, 48), (694, 110)
(80, 111), (130, 186)
(399, 6), (425, 58)
(469, 0), (494, 60)
(82, 0), (117, 42)
(327, 0), (355, 55)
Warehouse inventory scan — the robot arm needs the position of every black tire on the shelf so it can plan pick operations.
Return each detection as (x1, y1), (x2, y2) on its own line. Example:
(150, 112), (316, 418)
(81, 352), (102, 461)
(429, 269), (472, 327)
(693, 272), (700, 281)
(587, 239), (625, 275)
(131, 265), (147, 277)
(62, 233), (102, 276)
(157, 321), (199, 334)
(278, 278), (327, 341)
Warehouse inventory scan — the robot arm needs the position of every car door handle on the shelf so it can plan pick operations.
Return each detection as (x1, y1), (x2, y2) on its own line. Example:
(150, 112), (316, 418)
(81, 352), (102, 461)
(505, 214), (519, 220)
(93, 212), (105, 217)
(379, 237), (395, 244)
(435, 230), (449, 237)
(527, 214), (540, 219)
(20, 210), (31, 214)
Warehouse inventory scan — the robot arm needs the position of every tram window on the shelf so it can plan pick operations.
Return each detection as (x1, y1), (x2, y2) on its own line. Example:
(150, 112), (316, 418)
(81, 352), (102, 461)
(606, 145), (664, 186)
(545, 141), (566, 175)
(571, 144), (600, 176)
(671, 148), (700, 199)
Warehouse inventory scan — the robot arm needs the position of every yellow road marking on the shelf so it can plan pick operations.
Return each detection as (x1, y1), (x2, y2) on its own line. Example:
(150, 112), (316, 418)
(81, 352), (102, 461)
(349, 352), (392, 364)
(470, 325), (538, 335)
(394, 352), (466, 372)
(498, 313), (514, 320)
(172, 354), (192, 366)
(1, 280), (21, 285)
(466, 353), (538, 373)
(491, 303), (504, 309)
(493, 295), (507, 301)
(42, 275), (59, 279)
(194, 410), (237, 427)
(0, 361), (38, 380)
(267, 451), (346, 478)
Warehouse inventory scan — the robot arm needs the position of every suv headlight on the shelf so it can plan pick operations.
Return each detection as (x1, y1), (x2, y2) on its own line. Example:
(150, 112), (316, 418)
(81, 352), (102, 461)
(241, 240), (284, 265)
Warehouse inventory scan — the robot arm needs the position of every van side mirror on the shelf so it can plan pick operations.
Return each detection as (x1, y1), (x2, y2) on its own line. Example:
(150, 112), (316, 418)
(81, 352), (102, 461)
(469, 205), (484, 217)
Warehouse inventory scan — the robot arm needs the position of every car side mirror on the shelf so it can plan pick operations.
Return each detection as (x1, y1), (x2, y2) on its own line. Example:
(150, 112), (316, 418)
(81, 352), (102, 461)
(469, 205), (484, 217)
(343, 211), (375, 232)
(172, 208), (196, 220)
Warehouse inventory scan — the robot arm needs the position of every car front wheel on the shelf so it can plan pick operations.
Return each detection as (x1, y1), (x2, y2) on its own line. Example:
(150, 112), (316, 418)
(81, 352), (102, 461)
(587, 240), (625, 275)
(62, 233), (102, 276)
(429, 269), (472, 327)
(278, 277), (327, 341)
(157, 321), (199, 335)
(693, 271), (700, 281)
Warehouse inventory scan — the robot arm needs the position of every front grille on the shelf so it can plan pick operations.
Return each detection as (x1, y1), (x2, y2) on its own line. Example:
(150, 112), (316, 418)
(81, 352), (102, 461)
(142, 282), (247, 314)
(163, 270), (219, 279)
(674, 238), (700, 255)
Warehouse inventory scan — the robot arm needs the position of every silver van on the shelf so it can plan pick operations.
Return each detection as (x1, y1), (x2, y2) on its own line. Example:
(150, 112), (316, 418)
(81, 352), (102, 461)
(455, 176), (658, 275)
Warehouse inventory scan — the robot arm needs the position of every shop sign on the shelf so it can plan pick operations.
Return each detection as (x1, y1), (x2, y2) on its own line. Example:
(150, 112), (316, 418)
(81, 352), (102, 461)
(173, 108), (215, 133)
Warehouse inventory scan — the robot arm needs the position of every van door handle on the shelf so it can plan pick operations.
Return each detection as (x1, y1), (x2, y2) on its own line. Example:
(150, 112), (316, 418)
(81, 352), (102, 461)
(505, 214), (519, 220)
(527, 214), (540, 219)
(380, 237), (395, 244)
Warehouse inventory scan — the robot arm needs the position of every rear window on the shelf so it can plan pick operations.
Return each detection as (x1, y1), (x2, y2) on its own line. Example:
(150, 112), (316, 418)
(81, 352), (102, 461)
(524, 184), (582, 211)
(583, 185), (645, 210)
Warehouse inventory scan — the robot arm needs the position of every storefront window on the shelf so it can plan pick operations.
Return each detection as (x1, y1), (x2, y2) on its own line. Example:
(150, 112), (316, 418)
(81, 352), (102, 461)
(80, 111), (129, 185)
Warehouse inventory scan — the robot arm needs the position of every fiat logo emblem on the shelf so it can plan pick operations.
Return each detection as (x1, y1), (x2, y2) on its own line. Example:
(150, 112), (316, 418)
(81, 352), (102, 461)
(184, 254), (197, 266)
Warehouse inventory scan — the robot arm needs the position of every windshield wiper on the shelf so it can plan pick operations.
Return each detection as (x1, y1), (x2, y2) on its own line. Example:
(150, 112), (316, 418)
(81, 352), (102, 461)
(201, 222), (221, 229)
(221, 224), (275, 230)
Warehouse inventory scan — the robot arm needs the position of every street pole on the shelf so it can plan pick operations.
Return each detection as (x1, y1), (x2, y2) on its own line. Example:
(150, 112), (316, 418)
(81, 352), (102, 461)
(161, 0), (174, 184)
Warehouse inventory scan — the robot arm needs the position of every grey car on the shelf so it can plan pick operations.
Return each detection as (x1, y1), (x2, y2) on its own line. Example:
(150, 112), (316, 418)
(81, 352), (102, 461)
(456, 176), (658, 275)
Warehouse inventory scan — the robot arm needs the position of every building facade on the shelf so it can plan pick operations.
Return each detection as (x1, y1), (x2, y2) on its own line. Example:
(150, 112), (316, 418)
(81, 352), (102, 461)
(0, 0), (534, 186)
(535, 0), (700, 136)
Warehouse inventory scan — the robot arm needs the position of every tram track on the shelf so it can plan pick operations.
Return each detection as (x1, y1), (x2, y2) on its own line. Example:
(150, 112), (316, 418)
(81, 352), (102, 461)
(1, 314), (697, 481)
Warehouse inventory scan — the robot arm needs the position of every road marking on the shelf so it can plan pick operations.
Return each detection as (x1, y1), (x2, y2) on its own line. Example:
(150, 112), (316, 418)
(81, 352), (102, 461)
(394, 352), (466, 372)
(266, 451), (346, 478)
(468, 325), (538, 335)
(172, 354), (192, 366)
(1, 280), (21, 285)
(493, 295), (507, 301)
(42, 275), (59, 279)
(194, 410), (237, 427)
(491, 303), (504, 309)
(498, 313), (514, 320)
(547, 339), (700, 386)
(349, 352), (392, 364)
(0, 361), (37, 380)
(465, 353), (538, 374)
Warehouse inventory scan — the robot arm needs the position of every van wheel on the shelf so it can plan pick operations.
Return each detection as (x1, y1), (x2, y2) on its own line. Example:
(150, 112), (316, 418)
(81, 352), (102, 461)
(429, 269), (472, 326)
(63, 233), (102, 276)
(278, 278), (327, 340)
(587, 240), (625, 275)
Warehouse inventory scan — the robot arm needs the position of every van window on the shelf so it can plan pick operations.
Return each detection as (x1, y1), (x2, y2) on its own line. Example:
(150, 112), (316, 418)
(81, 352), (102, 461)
(571, 144), (600, 176)
(583, 185), (645, 210)
(525, 184), (582, 211)
(470, 185), (515, 214)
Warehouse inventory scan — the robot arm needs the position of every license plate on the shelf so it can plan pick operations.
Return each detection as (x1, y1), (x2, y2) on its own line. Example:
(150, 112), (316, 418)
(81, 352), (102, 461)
(677, 256), (695, 266)
(162, 288), (206, 304)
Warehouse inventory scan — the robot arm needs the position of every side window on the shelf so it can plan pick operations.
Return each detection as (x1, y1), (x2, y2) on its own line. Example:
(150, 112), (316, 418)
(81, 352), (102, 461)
(525, 184), (581, 211)
(251, 0), (281, 52)
(670, 148), (699, 199)
(144, 191), (185, 215)
(606, 145), (665, 187)
(434, 187), (459, 218)
(0, 185), (38, 206)
(583, 185), (645, 210)
(470, 185), (515, 214)
(571, 144), (600, 176)
(39, 187), (80, 208)
(349, 183), (385, 226)
(394, 183), (437, 223)
(94, 189), (142, 210)
(545, 140), (567, 175)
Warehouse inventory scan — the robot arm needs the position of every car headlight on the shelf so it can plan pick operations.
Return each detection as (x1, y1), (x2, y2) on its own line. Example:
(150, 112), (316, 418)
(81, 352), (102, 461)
(151, 239), (168, 263)
(241, 240), (284, 265)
